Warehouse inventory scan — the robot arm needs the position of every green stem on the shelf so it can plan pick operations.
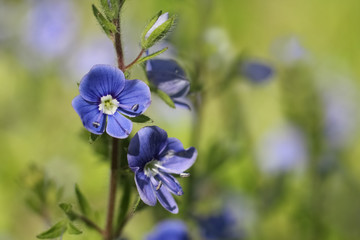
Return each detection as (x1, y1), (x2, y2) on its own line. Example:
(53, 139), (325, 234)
(125, 49), (145, 70)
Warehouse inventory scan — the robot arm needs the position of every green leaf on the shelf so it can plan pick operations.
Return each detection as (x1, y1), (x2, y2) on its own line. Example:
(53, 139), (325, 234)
(135, 48), (168, 66)
(92, 4), (117, 37)
(59, 203), (76, 221)
(75, 184), (92, 217)
(67, 222), (82, 235)
(89, 133), (100, 144)
(140, 11), (163, 46)
(156, 89), (175, 108)
(142, 15), (175, 49)
(37, 220), (67, 239)
(125, 114), (153, 123)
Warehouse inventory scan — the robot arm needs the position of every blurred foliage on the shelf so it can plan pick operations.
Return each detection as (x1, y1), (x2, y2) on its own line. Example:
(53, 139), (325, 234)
(1, 0), (360, 239)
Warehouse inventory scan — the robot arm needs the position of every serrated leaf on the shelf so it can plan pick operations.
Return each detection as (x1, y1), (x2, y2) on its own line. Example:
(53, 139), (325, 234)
(75, 184), (92, 217)
(125, 114), (153, 123)
(135, 48), (168, 66)
(141, 11), (162, 47)
(92, 4), (117, 37)
(156, 89), (175, 108)
(89, 133), (100, 144)
(67, 222), (82, 235)
(142, 16), (175, 49)
(37, 220), (67, 239)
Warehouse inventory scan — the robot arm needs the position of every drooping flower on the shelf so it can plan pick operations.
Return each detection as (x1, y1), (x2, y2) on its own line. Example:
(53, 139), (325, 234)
(145, 220), (190, 240)
(72, 65), (151, 139)
(146, 59), (191, 109)
(127, 126), (197, 213)
(239, 60), (274, 83)
(145, 12), (169, 39)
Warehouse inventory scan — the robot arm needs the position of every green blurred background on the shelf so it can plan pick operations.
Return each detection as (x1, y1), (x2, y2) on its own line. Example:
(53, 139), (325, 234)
(1, 0), (360, 239)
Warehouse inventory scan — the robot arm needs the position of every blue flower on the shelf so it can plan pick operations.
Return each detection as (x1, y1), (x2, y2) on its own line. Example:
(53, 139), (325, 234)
(197, 208), (244, 240)
(24, 0), (77, 58)
(256, 124), (307, 174)
(146, 59), (191, 109)
(127, 126), (197, 213)
(72, 65), (151, 139)
(240, 60), (274, 83)
(145, 220), (190, 240)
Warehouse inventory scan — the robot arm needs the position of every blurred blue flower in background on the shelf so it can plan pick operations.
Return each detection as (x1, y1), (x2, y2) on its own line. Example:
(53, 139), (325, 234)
(197, 207), (244, 240)
(271, 37), (307, 65)
(256, 124), (308, 174)
(66, 36), (116, 79)
(239, 60), (274, 83)
(127, 126), (197, 213)
(23, 0), (77, 59)
(146, 59), (191, 109)
(72, 65), (151, 138)
(320, 77), (358, 149)
(145, 220), (190, 240)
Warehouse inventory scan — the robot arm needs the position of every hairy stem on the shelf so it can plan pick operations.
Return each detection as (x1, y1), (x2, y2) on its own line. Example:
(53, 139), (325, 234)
(125, 49), (145, 70)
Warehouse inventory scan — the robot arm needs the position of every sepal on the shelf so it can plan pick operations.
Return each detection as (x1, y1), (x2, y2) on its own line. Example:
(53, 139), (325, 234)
(141, 11), (175, 49)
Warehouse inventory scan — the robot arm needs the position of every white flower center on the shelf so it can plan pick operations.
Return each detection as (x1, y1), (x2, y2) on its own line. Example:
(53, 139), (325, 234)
(144, 159), (160, 177)
(98, 95), (119, 115)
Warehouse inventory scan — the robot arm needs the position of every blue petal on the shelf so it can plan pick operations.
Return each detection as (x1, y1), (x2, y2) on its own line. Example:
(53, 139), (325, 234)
(160, 147), (197, 174)
(155, 172), (183, 196)
(173, 97), (191, 110)
(158, 79), (190, 98)
(116, 79), (151, 117)
(147, 59), (187, 80)
(160, 138), (184, 155)
(146, 220), (189, 240)
(240, 61), (274, 83)
(146, 59), (190, 103)
(128, 126), (168, 171)
(154, 184), (178, 214)
(79, 65), (125, 103)
(135, 171), (156, 206)
(106, 111), (132, 139)
(72, 95), (106, 134)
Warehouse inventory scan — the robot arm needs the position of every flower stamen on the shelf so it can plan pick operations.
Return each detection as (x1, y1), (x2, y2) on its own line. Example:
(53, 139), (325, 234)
(98, 95), (119, 115)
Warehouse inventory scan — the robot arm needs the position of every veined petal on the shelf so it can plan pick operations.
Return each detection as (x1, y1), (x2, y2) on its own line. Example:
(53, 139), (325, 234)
(79, 65), (125, 103)
(135, 171), (156, 206)
(159, 138), (184, 156)
(72, 95), (106, 134)
(128, 126), (168, 171)
(154, 184), (178, 214)
(160, 147), (197, 174)
(147, 59), (187, 79)
(117, 79), (151, 117)
(156, 172), (183, 196)
(157, 78), (190, 98)
(106, 111), (132, 139)
(173, 97), (191, 110)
